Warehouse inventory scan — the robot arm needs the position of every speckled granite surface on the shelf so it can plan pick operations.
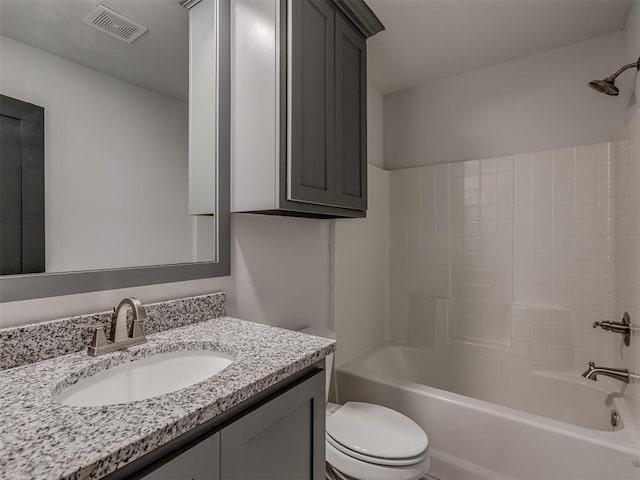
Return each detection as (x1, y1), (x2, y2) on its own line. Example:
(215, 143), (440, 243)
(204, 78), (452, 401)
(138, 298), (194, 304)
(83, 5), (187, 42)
(0, 292), (226, 370)
(0, 317), (335, 480)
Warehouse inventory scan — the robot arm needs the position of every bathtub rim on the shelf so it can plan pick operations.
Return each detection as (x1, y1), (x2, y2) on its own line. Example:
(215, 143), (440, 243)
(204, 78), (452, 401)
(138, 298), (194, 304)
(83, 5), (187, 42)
(336, 341), (639, 454)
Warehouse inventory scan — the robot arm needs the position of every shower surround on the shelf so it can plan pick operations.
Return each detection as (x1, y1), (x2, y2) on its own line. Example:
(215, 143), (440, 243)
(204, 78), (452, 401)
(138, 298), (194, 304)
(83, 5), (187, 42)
(616, 94), (640, 433)
(364, 138), (640, 477)
(389, 141), (622, 374)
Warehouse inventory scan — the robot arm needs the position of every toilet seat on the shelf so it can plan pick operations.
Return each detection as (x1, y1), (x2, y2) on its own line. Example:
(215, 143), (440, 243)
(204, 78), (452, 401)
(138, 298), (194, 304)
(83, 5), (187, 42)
(325, 402), (429, 480)
(326, 402), (429, 459)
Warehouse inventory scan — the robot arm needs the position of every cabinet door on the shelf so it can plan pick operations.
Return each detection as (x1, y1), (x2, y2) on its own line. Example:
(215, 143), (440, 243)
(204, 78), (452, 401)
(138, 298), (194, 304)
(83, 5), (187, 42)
(334, 14), (367, 210)
(142, 432), (220, 480)
(288, 0), (335, 207)
(220, 372), (325, 480)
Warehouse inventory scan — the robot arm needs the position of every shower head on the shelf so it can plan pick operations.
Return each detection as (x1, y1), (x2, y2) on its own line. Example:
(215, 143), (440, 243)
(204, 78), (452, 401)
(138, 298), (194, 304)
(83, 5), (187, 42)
(588, 57), (640, 96)
(588, 77), (619, 96)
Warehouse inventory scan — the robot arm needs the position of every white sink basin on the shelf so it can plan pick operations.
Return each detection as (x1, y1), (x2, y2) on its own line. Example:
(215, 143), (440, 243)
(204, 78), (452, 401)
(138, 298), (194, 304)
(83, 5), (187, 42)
(56, 350), (234, 407)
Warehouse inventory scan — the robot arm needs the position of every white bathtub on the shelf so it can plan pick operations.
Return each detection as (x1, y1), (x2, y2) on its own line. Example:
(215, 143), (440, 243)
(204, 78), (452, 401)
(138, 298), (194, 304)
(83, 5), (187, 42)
(336, 343), (640, 480)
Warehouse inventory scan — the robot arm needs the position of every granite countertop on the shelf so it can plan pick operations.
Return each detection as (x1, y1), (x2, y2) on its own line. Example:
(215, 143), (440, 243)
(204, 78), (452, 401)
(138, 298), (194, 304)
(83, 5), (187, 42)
(0, 317), (335, 480)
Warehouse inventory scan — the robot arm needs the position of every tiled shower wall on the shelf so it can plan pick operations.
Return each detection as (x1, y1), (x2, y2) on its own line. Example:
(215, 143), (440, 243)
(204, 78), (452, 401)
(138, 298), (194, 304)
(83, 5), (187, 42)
(512, 144), (617, 369)
(389, 141), (620, 372)
(389, 164), (450, 349)
(616, 104), (640, 427)
(450, 157), (514, 349)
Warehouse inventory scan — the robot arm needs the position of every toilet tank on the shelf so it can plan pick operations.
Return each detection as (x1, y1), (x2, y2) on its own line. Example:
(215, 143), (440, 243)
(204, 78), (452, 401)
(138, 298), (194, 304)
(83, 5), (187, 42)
(298, 327), (335, 402)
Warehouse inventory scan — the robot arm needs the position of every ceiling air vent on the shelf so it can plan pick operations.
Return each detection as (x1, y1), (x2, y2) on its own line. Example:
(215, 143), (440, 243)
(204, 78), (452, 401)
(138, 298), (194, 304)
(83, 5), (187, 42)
(84, 5), (148, 44)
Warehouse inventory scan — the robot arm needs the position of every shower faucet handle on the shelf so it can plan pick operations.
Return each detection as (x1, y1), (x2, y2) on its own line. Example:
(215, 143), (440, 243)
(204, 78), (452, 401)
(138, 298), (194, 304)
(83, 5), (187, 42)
(593, 312), (631, 347)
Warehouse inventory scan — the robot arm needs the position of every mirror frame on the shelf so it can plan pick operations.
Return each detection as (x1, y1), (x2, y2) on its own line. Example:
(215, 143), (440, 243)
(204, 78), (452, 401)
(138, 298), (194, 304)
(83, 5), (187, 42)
(0, 0), (230, 303)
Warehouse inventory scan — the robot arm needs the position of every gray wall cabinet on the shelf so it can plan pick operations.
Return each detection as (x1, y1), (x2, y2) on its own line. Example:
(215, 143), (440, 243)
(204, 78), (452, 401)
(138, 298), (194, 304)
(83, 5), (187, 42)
(334, 13), (367, 211)
(288, 0), (367, 213)
(289, 0), (336, 208)
(115, 367), (325, 480)
(231, 0), (383, 218)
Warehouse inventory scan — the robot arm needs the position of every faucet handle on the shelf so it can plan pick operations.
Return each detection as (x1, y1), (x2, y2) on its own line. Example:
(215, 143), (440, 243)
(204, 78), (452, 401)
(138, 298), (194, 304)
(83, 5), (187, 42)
(87, 326), (109, 356)
(592, 314), (631, 346)
(129, 318), (146, 340)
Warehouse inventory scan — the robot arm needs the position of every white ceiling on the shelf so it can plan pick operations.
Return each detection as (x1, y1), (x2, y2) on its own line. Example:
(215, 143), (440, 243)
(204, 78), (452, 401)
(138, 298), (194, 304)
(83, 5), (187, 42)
(0, 0), (188, 100)
(2, 0), (632, 99)
(367, 0), (634, 94)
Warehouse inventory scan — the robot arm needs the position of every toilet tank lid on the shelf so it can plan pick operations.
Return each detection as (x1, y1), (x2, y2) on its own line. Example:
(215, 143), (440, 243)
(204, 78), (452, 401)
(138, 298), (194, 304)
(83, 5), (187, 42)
(298, 327), (336, 340)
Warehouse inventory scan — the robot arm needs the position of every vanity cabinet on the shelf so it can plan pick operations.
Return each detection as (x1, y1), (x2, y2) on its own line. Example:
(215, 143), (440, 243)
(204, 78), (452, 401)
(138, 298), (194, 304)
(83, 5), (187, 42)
(220, 367), (324, 479)
(231, 0), (383, 218)
(142, 434), (221, 480)
(121, 367), (325, 480)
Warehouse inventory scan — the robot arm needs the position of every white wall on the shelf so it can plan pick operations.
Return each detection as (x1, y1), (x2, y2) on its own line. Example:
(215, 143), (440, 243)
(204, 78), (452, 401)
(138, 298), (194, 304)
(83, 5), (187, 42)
(625, 0), (640, 114)
(389, 163), (450, 347)
(0, 276), (232, 328)
(0, 35), (194, 271)
(330, 80), (389, 366)
(332, 165), (389, 366)
(626, 1), (640, 80)
(615, 88), (640, 434)
(616, 0), (640, 433)
(231, 214), (331, 330)
(367, 83), (384, 168)
(384, 32), (628, 169)
(513, 144), (616, 369)
(0, 214), (331, 329)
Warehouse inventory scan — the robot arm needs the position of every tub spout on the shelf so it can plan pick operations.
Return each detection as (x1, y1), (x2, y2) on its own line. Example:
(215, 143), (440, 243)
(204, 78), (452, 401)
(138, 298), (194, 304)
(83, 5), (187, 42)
(581, 362), (636, 383)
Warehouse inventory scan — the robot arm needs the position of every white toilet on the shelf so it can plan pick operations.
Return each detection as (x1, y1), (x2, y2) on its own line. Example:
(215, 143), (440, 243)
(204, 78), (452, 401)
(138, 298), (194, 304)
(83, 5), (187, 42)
(300, 328), (430, 480)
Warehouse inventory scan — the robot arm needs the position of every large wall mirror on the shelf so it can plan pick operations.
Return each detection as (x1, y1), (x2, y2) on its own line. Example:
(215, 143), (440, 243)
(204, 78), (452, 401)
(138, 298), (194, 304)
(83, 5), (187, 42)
(0, 0), (230, 302)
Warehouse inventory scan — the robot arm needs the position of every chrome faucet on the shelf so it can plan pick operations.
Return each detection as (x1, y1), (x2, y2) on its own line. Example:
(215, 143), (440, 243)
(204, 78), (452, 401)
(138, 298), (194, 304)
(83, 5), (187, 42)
(581, 362), (639, 384)
(88, 297), (148, 356)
